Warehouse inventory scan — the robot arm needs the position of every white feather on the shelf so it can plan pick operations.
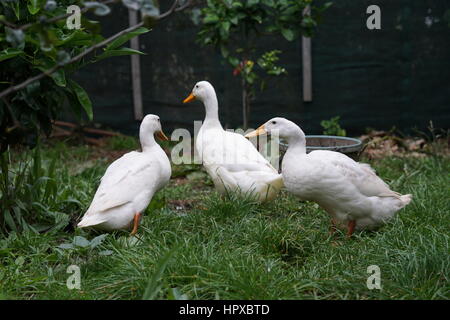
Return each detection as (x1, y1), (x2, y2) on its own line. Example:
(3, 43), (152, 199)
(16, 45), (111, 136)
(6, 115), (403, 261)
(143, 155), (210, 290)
(77, 115), (171, 232)
(259, 117), (412, 231)
(190, 81), (283, 202)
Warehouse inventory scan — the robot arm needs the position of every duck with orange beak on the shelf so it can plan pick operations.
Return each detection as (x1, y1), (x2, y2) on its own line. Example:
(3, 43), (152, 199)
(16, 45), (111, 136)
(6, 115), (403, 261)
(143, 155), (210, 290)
(246, 117), (412, 236)
(182, 81), (283, 202)
(78, 114), (171, 235)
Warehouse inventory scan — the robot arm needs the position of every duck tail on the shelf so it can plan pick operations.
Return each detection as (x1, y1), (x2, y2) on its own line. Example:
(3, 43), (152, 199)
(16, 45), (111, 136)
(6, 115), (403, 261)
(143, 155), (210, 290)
(400, 194), (412, 207)
(261, 175), (284, 202)
(77, 217), (92, 228)
(77, 213), (104, 228)
(269, 174), (284, 190)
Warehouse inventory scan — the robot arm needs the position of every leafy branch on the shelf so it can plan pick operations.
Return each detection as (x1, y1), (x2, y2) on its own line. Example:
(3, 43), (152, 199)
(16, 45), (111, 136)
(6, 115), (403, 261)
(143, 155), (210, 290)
(0, 22), (144, 100)
(196, 0), (331, 129)
(16, 0), (119, 31)
(0, 0), (194, 100)
(0, 0), (195, 151)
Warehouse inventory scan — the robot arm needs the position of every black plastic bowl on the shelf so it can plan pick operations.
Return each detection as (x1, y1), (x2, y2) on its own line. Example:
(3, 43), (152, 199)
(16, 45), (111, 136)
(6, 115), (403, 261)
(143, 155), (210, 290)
(280, 135), (363, 161)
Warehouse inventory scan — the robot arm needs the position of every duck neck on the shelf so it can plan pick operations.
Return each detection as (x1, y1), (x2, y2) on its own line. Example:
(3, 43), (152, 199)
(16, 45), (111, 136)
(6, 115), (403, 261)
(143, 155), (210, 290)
(202, 92), (223, 129)
(285, 128), (307, 155)
(140, 131), (157, 152)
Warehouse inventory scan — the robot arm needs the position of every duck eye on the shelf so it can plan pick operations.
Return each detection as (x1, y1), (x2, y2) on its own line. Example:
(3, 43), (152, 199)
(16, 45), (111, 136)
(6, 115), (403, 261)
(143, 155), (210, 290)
(271, 121), (277, 125)
(195, 85), (199, 89)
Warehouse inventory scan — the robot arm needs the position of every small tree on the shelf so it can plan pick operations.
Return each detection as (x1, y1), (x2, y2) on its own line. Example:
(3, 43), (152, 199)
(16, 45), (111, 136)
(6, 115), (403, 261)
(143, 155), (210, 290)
(196, 0), (331, 129)
(0, 0), (192, 151)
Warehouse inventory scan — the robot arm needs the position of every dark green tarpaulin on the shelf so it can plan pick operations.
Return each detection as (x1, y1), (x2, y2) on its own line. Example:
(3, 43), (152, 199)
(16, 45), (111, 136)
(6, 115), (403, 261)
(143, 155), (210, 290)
(74, 0), (450, 136)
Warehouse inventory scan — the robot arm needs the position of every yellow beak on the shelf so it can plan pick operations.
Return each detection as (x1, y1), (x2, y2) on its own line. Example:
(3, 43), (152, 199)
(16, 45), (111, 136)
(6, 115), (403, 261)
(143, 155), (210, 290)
(183, 93), (196, 103)
(245, 125), (267, 138)
(155, 130), (169, 141)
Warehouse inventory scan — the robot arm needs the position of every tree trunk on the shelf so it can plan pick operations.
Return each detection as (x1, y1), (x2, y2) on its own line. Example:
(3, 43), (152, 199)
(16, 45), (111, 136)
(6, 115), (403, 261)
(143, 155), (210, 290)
(242, 76), (248, 130)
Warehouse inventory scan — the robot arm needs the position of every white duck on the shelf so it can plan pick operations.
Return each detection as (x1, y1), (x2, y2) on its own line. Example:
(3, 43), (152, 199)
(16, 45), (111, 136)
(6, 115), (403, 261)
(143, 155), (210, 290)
(246, 117), (412, 236)
(182, 81), (283, 202)
(77, 114), (171, 235)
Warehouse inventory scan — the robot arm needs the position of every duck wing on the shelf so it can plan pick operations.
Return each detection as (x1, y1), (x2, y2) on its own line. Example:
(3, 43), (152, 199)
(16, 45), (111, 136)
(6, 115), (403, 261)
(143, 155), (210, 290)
(308, 150), (398, 198)
(84, 151), (162, 216)
(201, 130), (277, 173)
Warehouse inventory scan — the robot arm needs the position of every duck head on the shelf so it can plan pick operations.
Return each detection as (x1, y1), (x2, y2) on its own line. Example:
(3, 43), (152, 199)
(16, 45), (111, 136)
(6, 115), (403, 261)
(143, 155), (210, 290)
(140, 114), (168, 143)
(245, 117), (305, 143)
(182, 81), (215, 104)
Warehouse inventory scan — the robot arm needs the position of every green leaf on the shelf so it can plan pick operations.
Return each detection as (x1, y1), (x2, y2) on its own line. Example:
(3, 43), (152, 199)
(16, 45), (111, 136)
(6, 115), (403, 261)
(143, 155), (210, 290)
(168, 287), (188, 300)
(253, 15), (262, 24)
(36, 57), (66, 87)
(99, 250), (113, 256)
(323, 2), (333, 10)
(106, 27), (150, 50)
(90, 234), (108, 248)
(203, 14), (219, 24)
(221, 21), (231, 36)
(232, 1), (243, 8)
(68, 80), (93, 121)
(73, 236), (90, 248)
(58, 243), (74, 250)
(37, 66), (66, 87)
(27, 0), (41, 15)
(262, 0), (275, 6)
(56, 30), (102, 47)
(52, 213), (70, 232)
(11, 1), (20, 20)
(0, 48), (23, 62)
(52, 70), (66, 87)
(220, 45), (229, 58)
(248, 0), (260, 6)
(228, 56), (239, 67)
(281, 28), (295, 41)
(96, 47), (146, 61)
(65, 90), (83, 121)
(223, 0), (233, 7)
(4, 210), (17, 231)
(15, 256), (25, 266)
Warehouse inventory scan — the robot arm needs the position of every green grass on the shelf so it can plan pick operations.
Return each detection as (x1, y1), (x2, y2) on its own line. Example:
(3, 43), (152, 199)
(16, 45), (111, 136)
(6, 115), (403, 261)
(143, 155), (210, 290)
(0, 139), (449, 300)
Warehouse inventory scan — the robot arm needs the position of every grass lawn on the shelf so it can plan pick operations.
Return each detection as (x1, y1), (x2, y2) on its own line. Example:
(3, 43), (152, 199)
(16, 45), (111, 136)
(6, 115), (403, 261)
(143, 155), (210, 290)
(0, 137), (449, 300)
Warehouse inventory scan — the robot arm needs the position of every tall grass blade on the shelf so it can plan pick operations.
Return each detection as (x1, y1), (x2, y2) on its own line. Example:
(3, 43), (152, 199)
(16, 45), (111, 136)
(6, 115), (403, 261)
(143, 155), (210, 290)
(142, 248), (177, 300)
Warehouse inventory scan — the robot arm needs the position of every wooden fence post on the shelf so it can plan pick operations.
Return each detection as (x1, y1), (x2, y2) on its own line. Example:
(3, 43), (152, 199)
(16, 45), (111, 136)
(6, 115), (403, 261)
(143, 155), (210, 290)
(302, 6), (312, 102)
(128, 9), (143, 120)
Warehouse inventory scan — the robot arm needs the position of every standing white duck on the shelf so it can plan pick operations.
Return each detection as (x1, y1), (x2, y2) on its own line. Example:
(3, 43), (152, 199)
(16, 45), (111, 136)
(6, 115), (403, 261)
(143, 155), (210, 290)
(182, 81), (283, 202)
(77, 114), (171, 235)
(246, 117), (412, 236)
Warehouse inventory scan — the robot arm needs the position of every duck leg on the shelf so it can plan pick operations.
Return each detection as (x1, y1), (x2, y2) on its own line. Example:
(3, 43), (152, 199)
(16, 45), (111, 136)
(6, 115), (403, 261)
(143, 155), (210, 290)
(130, 212), (142, 236)
(346, 220), (356, 238)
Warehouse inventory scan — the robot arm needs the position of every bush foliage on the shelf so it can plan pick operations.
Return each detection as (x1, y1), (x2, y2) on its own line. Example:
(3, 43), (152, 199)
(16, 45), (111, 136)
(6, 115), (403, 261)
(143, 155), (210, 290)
(0, 0), (151, 151)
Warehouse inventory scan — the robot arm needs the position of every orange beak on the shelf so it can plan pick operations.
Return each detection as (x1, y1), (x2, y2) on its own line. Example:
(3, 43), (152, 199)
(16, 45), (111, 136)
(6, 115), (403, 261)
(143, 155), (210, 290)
(155, 130), (169, 141)
(183, 93), (196, 103)
(245, 125), (267, 138)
